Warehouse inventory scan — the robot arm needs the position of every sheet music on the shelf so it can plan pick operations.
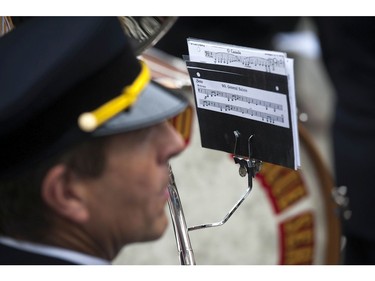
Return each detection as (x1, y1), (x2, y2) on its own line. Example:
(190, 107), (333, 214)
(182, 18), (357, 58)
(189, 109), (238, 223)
(187, 38), (287, 75)
(194, 78), (290, 128)
(186, 38), (300, 169)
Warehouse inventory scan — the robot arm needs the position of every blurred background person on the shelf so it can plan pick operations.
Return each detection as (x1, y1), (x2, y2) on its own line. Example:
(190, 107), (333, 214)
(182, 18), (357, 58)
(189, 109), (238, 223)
(314, 17), (375, 265)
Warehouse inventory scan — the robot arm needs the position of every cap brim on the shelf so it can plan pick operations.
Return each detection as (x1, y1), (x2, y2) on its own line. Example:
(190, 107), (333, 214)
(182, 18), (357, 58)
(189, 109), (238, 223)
(93, 81), (189, 137)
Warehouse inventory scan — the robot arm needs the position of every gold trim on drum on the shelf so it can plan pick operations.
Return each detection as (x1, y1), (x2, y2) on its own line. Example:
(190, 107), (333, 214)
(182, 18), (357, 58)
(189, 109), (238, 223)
(279, 212), (315, 265)
(256, 162), (315, 264)
(257, 163), (308, 214)
(169, 105), (194, 145)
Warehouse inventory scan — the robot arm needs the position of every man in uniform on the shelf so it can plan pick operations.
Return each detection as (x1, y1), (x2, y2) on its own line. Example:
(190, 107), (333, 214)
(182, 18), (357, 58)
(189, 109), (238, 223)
(0, 17), (189, 264)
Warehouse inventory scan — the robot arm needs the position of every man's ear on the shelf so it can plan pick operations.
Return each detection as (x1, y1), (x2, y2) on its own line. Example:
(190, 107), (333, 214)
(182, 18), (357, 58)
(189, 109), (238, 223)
(41, 165), (89, 224)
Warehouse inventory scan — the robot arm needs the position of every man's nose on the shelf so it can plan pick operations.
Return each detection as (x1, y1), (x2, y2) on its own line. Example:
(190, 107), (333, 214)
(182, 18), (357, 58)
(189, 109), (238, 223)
(162, 121), (187, 162)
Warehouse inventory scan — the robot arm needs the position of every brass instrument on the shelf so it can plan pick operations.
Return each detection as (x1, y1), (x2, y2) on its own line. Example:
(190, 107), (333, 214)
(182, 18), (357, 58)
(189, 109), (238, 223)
(167, 164), (196, 265)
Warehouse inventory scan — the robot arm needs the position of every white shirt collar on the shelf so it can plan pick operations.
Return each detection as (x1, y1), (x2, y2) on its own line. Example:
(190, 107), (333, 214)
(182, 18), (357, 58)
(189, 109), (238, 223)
(0, 236), (110, 265)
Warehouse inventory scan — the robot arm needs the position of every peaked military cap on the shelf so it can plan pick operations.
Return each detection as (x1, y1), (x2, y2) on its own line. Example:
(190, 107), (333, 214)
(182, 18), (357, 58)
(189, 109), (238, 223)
(0, 17), (188, 178)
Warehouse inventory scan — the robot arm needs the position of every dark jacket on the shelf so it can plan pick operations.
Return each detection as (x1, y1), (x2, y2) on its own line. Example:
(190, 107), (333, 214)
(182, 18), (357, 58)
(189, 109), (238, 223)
(0, 243), (76, 265)
(314, 17), (375, 241)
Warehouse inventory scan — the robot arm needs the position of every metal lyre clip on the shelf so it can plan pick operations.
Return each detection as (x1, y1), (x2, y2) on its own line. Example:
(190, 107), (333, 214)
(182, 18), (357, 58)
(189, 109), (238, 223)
(188, 130), (262, 232)
(232, 130), (262, 190)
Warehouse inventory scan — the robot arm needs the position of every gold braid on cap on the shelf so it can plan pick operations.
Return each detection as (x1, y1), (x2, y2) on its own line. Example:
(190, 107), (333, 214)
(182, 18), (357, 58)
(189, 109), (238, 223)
(78, 60), (151, 132)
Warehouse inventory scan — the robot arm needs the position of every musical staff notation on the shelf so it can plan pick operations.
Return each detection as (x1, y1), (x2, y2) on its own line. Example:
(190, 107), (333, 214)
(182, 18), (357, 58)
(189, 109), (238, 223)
(204, 51), (285, 73)
(187, 38), (300, 169)
(192, 77), (290, 128)
(198, 88), (283, 112)
(199, 99), (285, 125)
